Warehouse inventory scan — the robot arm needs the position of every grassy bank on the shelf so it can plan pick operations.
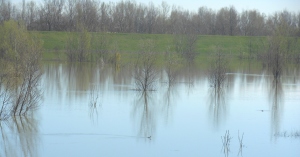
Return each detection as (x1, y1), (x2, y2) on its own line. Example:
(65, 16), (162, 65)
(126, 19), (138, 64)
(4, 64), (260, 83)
(38, 31), (299, 61)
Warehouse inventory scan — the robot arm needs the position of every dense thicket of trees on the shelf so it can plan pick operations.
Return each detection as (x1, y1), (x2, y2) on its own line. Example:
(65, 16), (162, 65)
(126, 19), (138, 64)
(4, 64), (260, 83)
(0, 20), (42, 119)
(1, 0), (299, 36)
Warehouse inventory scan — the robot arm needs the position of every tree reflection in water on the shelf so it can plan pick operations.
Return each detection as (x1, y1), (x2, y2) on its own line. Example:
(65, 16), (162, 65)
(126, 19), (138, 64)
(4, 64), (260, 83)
(88, 85), (101, 125)
(132, 91), (156, 141)
(208, 87), (227, 129)
(0, 116), (39, 157)
(269, 78), (283, 140)
(161, 85), (178, 124)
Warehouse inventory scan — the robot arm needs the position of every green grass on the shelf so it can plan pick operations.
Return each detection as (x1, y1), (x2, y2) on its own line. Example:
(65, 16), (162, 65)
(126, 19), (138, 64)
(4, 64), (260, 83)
(38, 31), (298, 61)
(39, 31), (70, 50)
(39, 31), (265, 52)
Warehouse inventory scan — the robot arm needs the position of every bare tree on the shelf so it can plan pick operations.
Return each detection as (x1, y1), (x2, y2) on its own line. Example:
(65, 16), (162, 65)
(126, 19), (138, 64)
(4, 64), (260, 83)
(134, 39), (158, 91)
(124, 1), (136, 33)
(41, 0), (65, 31)
(65, 24), (91, 62)
(0, 75), (11, 120)
(216, 7), (230, 35)
(91, 32), (111, 63)
(145, 2), (158, 34)
(1, 0), (300, 36)
(208, 47), (228, 91)
(264, 14), (292, 80)
(164, 47), (181, 86)
(0, 21), (43, 117)
(113, 1), (126, 32)
(75, 0), (100, 32)
(196, 6), (216, 35)
(0, 0), (12, 23)
(12, 34), (43, 116)
(65, 32), (77, 61)
(266, 37), (284, 79)
(134, 3), (147, 33)
(25, 1), (38, 30)
(99, 2), (110, 32)
(229, 6), (238, 36)
(76, 24), (91, 62)
(239, 10), (265, 36)
(173, 31), (198, 63)
(65, 0), (77, 31)
(155, 1), (169, 33)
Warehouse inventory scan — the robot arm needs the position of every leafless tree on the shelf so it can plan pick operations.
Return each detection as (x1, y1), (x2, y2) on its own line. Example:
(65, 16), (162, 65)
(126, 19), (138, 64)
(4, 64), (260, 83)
(155, 1), (169, 33)
(65, 24), (91, 62)
(208, 47), (228, 91)
(124, 1), (136, 33)
(11, 36), (43, 116)
(92, 32), (111, 63)
(113, 1), (126, 32)
(2, 1), (300, 36)
(229, 6), (238, 36)
(75, 0), (100, 32)
(99, 2), (110, 32)
(239, 10), (265, 36)
(134, 39), (158, 91)
(196, 6), (216, 35)
(267, 38), (284, 79)
(164, 47), (181, 86)
(173, 22), (198, 64)
(0, 75), (11, 120)
(25, 1), (38, 30)
(145, 2), (158, 34)
(216, 7), (230, 35)
(0, 0), (12, 23)
(134, 3), (147, 33)
(41, 0), (65, 31)
(0, 21), (43, 117)
(65, 0), (77, 31)
(264, 15), (292, 80)
(65, 32), (77, 61)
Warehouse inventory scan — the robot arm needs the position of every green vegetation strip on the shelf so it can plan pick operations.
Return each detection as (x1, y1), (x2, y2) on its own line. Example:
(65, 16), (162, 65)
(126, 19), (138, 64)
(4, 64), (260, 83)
(38, 31), (299, 61)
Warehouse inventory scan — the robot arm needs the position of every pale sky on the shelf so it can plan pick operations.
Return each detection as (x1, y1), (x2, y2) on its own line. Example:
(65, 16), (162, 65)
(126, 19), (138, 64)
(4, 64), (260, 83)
(11, 0), (300, 15)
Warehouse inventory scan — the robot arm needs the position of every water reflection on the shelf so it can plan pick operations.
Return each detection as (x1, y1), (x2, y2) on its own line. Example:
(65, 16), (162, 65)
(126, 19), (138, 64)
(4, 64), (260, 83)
(269, 79), (283, 139)
(208, 87), (227, 129)
(0, 116), (39, 157)
(161, 85), (179, 123)
(132, 92), (156, 141)
(88, 85), (101, 125)
(36, 62), (300, 156)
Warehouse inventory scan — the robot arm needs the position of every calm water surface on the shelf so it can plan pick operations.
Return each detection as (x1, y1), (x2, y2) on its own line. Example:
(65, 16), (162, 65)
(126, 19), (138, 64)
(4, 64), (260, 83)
(1, 62), (300, 157)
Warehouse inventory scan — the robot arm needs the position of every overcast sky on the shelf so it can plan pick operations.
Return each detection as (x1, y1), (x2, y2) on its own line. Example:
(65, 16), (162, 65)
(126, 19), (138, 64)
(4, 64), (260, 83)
(10, 0), (300, 15)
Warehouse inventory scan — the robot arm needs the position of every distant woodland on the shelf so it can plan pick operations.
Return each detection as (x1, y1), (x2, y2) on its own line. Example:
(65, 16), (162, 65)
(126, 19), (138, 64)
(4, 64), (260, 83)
(0, 0), (299, 36)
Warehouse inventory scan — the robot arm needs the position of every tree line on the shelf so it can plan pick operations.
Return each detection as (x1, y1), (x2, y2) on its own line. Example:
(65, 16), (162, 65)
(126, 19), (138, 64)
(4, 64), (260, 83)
(0, 0), (299, 36)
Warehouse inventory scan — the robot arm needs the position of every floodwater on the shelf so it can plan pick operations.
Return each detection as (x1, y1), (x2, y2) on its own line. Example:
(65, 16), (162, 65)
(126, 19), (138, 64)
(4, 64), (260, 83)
(1, 61), (300, 157)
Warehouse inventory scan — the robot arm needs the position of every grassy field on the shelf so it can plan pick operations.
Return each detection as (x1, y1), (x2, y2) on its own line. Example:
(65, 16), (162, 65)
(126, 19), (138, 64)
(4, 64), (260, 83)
(38, 31), (299, 62)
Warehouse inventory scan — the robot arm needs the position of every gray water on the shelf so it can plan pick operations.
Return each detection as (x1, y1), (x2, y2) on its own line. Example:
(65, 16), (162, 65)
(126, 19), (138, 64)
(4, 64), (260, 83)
(1, 62), (300, 157)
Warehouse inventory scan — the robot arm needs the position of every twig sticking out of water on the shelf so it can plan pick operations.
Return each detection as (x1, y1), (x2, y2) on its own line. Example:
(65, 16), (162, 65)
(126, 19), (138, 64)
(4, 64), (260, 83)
(274, 131), (300, 138)
(89, 85), (99, 108)
(238, 130), (244, 156)
(221, 130), (232, 157)
(89, 85), (100, 123)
